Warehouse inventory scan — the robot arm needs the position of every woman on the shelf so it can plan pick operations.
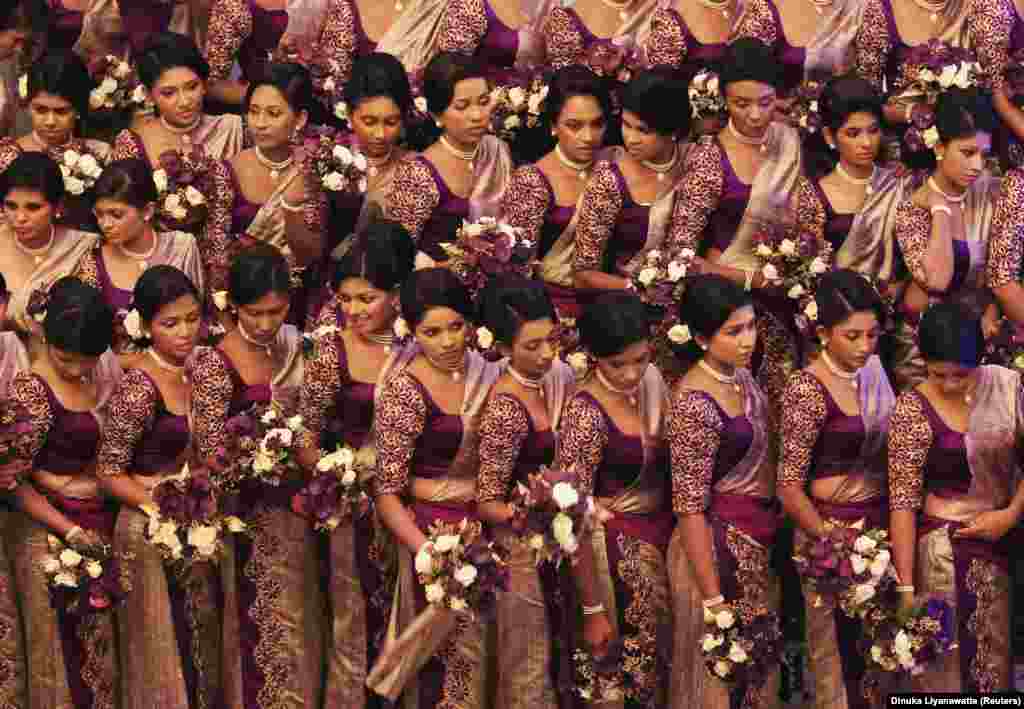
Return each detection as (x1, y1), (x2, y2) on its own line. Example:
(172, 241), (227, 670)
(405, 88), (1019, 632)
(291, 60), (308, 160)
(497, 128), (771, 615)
(189, 243), (319, 709)
(226, 62), (327, 328)
(0, 0), (47, 139)
(386, 52), (512, 267)
(78, 159), (205, 324)
(476, 275), (574, 709)
(890, 88), (999, 390)
(888, 303), (1022, 692)
(0, 153), (100, 342)
(370, 267), (502, 708)
(555, 291), (671, 707)
(667, 274), (779, 709)
(294, 220), (415, 708)
(643, 0), (769, 75)
(777, 270), (896, 709)
(541, 0), (660, 71)
(572, 68), (689, 300)
(988, 156), (1024, 327)
(501, 65), (611, 319)
(6, 276), (121, 709)
(96, 265), (222, 709)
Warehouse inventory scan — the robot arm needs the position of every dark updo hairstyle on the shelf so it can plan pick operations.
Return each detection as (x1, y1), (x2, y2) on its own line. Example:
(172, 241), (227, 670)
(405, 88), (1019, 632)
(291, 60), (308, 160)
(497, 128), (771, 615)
(541, 65), (613, 131)
(0, 0), (47, 62)
(620, 66), (692, 137)
(422, 52), (486, 115)
(906, 88), (996, 171)
(675, 274), (753, 365)
(25, 50), (93, 118)
(815, 269), (885, 331)
(719, 38), (783, 92)
(918, 302), (984, 368)
(136, 32), (210, 89)
(331, 219), (415, 291)
(43, 277), (114, 357)
(343, 52), (414, 116)
(399, 267), (474, 328)
(133, 265), (200, 324)
(806, 76), (884, 179)
(245, 62), (317, 120)
(228, 243), (292, 307)
(477, 275), (556, 346)
(0, 152), (65, 205)
(92, 158), (158, 209)
(578, 292), (650, 358)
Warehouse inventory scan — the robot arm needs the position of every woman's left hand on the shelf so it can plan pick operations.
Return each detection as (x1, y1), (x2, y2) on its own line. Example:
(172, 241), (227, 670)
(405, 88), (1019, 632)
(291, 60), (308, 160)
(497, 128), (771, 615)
(953, 508), (1017, 542)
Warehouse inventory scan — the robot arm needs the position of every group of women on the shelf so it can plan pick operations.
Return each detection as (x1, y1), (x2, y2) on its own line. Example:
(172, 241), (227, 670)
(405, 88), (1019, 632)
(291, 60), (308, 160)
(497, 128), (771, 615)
(0, 0), (1020, 707)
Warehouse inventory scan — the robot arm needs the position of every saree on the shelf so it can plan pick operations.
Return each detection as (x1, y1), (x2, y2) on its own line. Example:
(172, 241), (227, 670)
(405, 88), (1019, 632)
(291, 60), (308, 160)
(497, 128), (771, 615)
(668, 369), (780, 709)
(72, 0), (129, 63)
(802, 0), (865, 83)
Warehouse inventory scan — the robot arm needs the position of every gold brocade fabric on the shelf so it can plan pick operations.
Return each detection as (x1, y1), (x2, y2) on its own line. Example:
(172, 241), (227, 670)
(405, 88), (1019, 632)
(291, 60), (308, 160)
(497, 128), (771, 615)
(323, 522), (368, 707)
(0, 509), (25, 709)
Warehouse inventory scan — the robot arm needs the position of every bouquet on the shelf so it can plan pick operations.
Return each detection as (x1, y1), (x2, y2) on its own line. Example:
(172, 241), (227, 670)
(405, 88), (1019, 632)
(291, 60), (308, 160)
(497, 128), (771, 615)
(440, 217), (536, 298)
(793, 522), (894, 618)
(584, 41), (641, 85)
(631, 248), (698, 383)
(752, 220), (833, 336)
(86, 55), (149, 113)
(689, 70), (725, 121)
(508, 468), (594, 567)
(42, 535), (127, 614)
(572, 640), (626, 702)
(788, 80), (825, 139)
(304, 129), (369, 194)
(414, 518), (508, 618)
(215, 404), (306, 490)
(291, 444), (371, 532)
(153, 149), (215, 230)
(489, 76), (549, 142)
(863, 596), (956, 676)
(700, 603), (783, 688)
(983, 321), (1024, 372)
(57, 145), (107, 196)
(904, 42), (984, 154)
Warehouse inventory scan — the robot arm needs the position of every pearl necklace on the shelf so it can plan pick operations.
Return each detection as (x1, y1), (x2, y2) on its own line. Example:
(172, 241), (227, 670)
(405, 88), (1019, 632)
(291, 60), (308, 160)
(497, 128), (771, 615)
(508, 366), (545, 400)
(728, 119), (768, 153)
(425, 350), (464, 381)
(911, 0), (946, 22)
(365, 332), (395, 347)
(695, 0), (733, 19)
(115, 230), (159, 272)
(238, 321), (274, 358)
(160, 114), (202, 147)
(598, 0), (632, 22)
(255, 146), (294, 182)
(555, 144), (593, 180)
(14, 225), (55, 265)
(640, 145), (679, 182)
(821, 351), (859, 390)
(596, 368), (639, 407)
(698, 359), (741, 393)
(147, 347), (188, 383)
(836, 163), (877, 195)
(439, 135), (479, 172)
(366, 149), (394, 179)
(927, 176), (967, 204)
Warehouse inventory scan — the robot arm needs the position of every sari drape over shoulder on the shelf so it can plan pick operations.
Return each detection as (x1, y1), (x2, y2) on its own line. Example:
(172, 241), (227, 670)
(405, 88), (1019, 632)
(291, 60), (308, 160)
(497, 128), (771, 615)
(803, 0), (866, 82)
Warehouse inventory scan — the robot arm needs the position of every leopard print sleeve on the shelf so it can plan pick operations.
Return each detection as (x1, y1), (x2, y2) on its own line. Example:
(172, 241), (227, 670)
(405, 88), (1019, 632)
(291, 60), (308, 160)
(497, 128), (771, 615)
(893, 200), (933, 289)
(553, 392), (608, 497)
(374, 372), (428, 497)
(988, 169), (1024, 291)
(316, 0), (357, 89)
(199, 160), (235, 295)
(297, 330), (342, 451)
(969, 0), (1014, 92)
(385, 156), (441, 247)
(7, 373), (54, 470)
(543, 7), (586, 70)
(665, 140), (725, 256)
(668, 389), (723, 516)
(794, 177), (826, 245)
(74, 247), (101, 291)
(887, 391), (931, 511)
(644, 8), (687, 69)
(477, 393), (531, 504)
(778, 370), (828, 488)
(187, 346), (234, 465)
(437, 0), (489, 55)
(733, 0), (780, 46)
(501, 165), (553, 249)
(96, 368), (159, 478)
(205, 0), (254, 81)
(572, 161), (625, 273)
(853, 0), (892, 92)
(0, 139), (21, 174)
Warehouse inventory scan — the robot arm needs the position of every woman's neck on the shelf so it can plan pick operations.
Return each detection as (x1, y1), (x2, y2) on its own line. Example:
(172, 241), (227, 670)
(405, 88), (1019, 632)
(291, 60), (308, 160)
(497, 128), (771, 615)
(930, 170), (967, 198)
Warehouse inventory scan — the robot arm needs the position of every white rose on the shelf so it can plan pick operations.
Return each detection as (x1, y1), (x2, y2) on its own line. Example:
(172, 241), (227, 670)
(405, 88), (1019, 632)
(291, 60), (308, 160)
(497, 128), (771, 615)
(503, 115), (521, 131)
(527, 86), (548, 115)
(212, 291), (229, 311)
(415, 544), (434, 574)
(918, 68), (936, 84)
(701, 633), (724, 652)
(874, 548), (891, 564)
(89, 89), (106, 110)
(953, 62), (973, 89)
(850, 553), (868, 575)
(59, 548), (83, 568)
(18, 74), (27, 100)
(224, 516), (247, 533)
(286, 414), (303, 432)
(352, 152), (368, 172)
(893, 630), (912, 655)
(551, 482), (579, 510)
(164, 193), (182, 213)
(261, 409), (277, 424)
(809, 257), (828, 275)
(334, 101), (348, 121)
(551, 512), (575, 549)
(668, 324), (692, 345)
(322, 77), (336, 95)
(567, 352), (589, 378)
(81, 154), (103, 179)
(646, 249), (661, 263)
(762, 264), (779, 282)
(393, 318), (410, 339)
(433, 534), (460, 553)
(922, 126), (940, 148)
(756, 244), (773, 258)
(454, 564), (478, 587)
(42, 557), (61, 574)
(266, 427), (293, 448)
(715, 609), (735, 630)
(852, 583), (876, 605)
(340, 468), (357, 486)
(85, 560), (103, 578)
(809, 100), (819, 113)
(55, 571), (78, 587)
(804, 301), (819, 321)
(334, 447), (355, 467)
(938, 65), (958, 89)
(322, 172), (345, 191)
(507, 86), (527, 109)
(252, 451), (275, 474)
(529, 534), (545, 550)
(153, 169), (169, 193)
(728, 642), (748, 664)
(414, 97), (428, 114)
(870, 645), (883, 662)
(188, 524), (219, 552)
(184, 186), (205, 206)
(332, 145), (353, 166)
(424, 581), (445, 604)
(476, 327), (494, 349)
(707, 76), (719, 94)
(131, 85), (148, 105)
(449, 596), (468, 612)
(714, 660), (731, 678)
(637, 267), (658, 287)
(123, 309), (144, 340)
(113, 61), (132, 79)
(853, 535), (877, 554)
(100, 77), (118, 95)
(667, 260), (688, 282)
(779, 239), (796, 256)
(325, 516), (341, 530)
(869, 556), (889, 578)
(64, 176), (85, 196)
(787, 283), (805, 299)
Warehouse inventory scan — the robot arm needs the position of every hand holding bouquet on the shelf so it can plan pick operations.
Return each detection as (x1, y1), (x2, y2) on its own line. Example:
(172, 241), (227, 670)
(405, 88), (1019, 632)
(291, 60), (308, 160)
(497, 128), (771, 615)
(508, 467), (594, 567)
(489, 76), (549, 142)
(303, 129), (369, 194)
(215, 405), (306, 490)
(752, 219), (832, 335)
(57, 145), (107, 196)
(863, 596), (956, 675)
(441, 217), (536, 298)
(414, 519), (508, 618)
(86, 55), (150, 113)
(292, 444), (371, 532)
(43, 534), (127, 614)
(700, 602), (782, 688)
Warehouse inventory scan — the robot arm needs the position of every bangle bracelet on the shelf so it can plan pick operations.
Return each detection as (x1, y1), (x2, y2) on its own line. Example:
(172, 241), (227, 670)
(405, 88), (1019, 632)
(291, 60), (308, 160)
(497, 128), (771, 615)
(930, 205), (952, 217)
(743, 270), (755, 292)
(895, 585), (915, 593)
(582, 603), (605, 616)
(904, 103), (915, 123)
(702, 594), (725, 608)
(65, 526), (83, 542)
(280, 198), (305, 213)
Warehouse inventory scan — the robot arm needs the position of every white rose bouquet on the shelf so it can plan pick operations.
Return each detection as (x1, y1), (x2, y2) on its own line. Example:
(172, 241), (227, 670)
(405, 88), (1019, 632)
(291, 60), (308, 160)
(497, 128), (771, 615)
(862, 595), (956, 676)
(689, 70), (725, 121)
(700, 602), (782, 688)
(57, 144), (107, 196)
(507, 467), (595, 568)
(440, 217), (536, 300)
(215, 404), (306, 490)
(152, 149), (215, 230)
(903, 41), (984, 155)
(304, 129), (368, 194)
(489, 76), (549, 143)
(42, 534), (127, 614)
(86, 55), (150, 113)
(291, 444), (371, 532)
(415, 518), (508, 618)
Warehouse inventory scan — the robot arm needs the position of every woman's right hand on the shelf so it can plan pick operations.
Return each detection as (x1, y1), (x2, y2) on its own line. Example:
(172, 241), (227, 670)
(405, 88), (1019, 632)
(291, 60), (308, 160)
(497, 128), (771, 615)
(583, 611), (615, 659)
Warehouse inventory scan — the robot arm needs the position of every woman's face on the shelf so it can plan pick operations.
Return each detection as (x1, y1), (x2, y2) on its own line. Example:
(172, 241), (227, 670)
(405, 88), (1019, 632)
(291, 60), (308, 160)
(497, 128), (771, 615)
(94, 198), (151, 246)
(414, 306), (468, 371)
(507, 317), (557, 380)
(828, 111), (881, 172)
(925, 360), (977, 399)
(2, 187), (57, 243)
(553, 94), (606, 165)
(703, 305), (757, 371)
(234, 290), (290, 345)
(821, 310), (880, 372)
(725, 80), (776, 138)
(247, 85), (307, 153)
(151, 66), (205, 129)
(28, 92), (76, 146)
(595, 339), (651, 392)
(148, 293), (202, 365)
(621, 110), (673, 163)
(47, 344), (100, 383)
(936, 131), (990, 192)
(351, 95), (404, 160)
(438, 77), (492, 149)
(338, 277), (395, 338)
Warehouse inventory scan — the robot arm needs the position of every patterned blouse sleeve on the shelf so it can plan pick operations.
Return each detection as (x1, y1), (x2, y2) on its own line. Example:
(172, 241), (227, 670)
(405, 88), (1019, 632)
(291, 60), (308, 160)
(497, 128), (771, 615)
(477, 393), (531, 504)
(96, 369), (158, 478)
(297, 331), (342, 451)
(316, 0), (356, 89)
(385, 157), (441, 247)
(187, 347), (234, 464)
(777, 371), (828, 488)
(543, 7), (586, 70)
(793, 177), (826, 244)
(374, 373), (428, 497)
(733, 0), (780, 46)
(74, 248), (101, 290)
(969, 0), (1014, 92)
(572, 161), (624, 272)
(853, 0), (892, 92)
(665, 140), (725, 255)
(311, 293), (340, 332)
(0, 139), (21, 174)
(988, 169), (1024, 291)
(502, 165), (553, 248)
(204, 0), (254, 81)
(437, 0), (489, 55)
(893, 200), (933, 288)
(110, 130), (144, 162)
(200, 160), (235, 295)
(7, 373), (53, 469)
(668, 389), (722, 516)
(644, 8), (686, 69)
(887, 391), (931, 511)
(553, 393), (608, 496)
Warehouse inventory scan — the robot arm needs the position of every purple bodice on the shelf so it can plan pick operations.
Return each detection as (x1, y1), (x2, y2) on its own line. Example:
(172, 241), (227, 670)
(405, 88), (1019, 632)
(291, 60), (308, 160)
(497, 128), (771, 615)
(564, 8), (599, 50)
(476, 1), (521, 84)
(215, 348), (273, 415)
(349, 0), (378, 55)
(406, 375), (464, 480)
(767, 1), (807, 93)
(131, 370), (190, 474)
(702, 394), (754, 488)
(122, 1), (176, 57)
(417, 157), (470, 263)
(95, 249), (135, 312)
(608, 163), (650, 269)
(328, 333), (376, 451)
(880, 0), (914, 91)
(238, 1), (289, 81)
(227, 162), (261, 235)
(927, 240), (971, 296)
(34, 376), (101, 474)
(47, 0), (84, 51)
(810, 382), (867, 479)
(1012, 3), (1024, 53)
(918, 394), (971, 497)
(706, 141), (751, 254)
(537, 170), (575, 259)
(666, 9), (729, 77)
(512, 409), (555, 485)
(814, 180), (855, 252)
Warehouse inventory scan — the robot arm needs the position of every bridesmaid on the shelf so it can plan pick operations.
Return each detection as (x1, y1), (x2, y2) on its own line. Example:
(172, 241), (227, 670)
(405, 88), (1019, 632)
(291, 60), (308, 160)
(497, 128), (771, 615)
(572, 68), (689, 299)
(0, 0), (47, 138)
(7, 277), (120, 709)
(97, 266), (222, 709)
(501, 65), (611, 319)
(476, 275), (573, 709)
(372, 267), (502, 708)
(777, 270), (896, 709)
(888, 303), (1022, 692)
(970, 0), (1024, 169)
(385, 52), (512, 267)
(988, 152), (1024, 327)
(189, 244), (321, 709)
(667, 274), (780, 709)
(555, 292), (672, 708)
(294, 220), (415, 708)
(541, 0), (661, 71)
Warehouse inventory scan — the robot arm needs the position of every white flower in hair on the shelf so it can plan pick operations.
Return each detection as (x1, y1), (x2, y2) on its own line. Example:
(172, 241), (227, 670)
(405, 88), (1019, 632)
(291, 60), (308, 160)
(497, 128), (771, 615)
(424, 582), (445, 604)
(507, 86), (527, 109)
(353, 152), (368, 172)
(99, 77), (118, 95)
(454, 564), (478, 587)
(804, 300), (818, 321)
(787, 284), (805, 299)
(923, 127), (940, 148)
(667, 260), (688, 282)
(122, 309), (144, 340)
(504, 115), (521, 131)
(153, 169), (169, 193)
(211, 291), (229, 311)
(78, 154), (102, 179)
(779, 239), (796, 257)
(551, 482), (579, 510)
(332, 145), (353, 165)
(64, 177), (85, 196)
(809, 257), (828, 275)
(184, 186), (205, 206)
(762, 264), (779, 282)
(414, 97), (428, 114)
(668, 324), (691, 345)
(322, 172), (345, 191)
(637, 267), (658, 287)
(567, 352), (589, 379)
(393, 317), (410, 339)
(131, 85), (148, 105)
(476, 326), (494, 350)
(17, 74), (27, 100)
(756, 244), (773, 258)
